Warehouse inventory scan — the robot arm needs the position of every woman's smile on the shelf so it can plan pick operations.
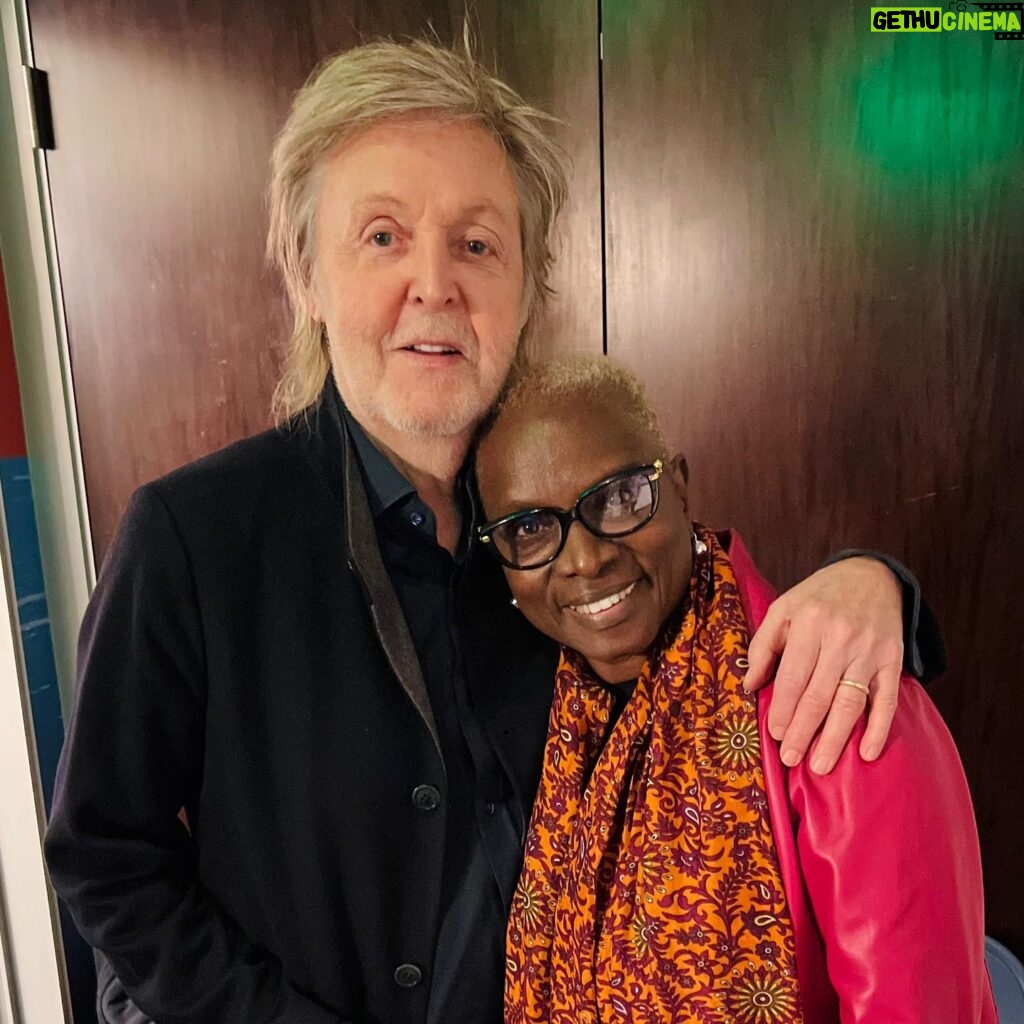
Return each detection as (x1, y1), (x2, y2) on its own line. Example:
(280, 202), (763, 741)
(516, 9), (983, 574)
(565, 578), (642, 623)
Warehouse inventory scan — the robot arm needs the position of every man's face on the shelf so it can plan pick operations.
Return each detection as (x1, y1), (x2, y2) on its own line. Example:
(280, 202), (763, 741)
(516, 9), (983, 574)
(310, 116), (526, 441)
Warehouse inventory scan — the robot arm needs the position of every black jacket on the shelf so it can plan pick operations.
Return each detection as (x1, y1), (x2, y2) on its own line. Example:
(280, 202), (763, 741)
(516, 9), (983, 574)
(44, 390), (557, 1024)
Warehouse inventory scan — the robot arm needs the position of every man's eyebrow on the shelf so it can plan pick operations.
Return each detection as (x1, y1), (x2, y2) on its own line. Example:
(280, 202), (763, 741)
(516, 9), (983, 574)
(346, 196), (514, 229)
(462, 202), (513, 227)
(350, 194), (408, 215)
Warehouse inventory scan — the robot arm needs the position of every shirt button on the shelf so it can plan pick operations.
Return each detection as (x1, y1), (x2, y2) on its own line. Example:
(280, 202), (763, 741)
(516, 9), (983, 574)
(411, 784), (441, 811)
(393, 963), (423, 988)
(484, 802), (496, 816)
(409, 511), (425, 527)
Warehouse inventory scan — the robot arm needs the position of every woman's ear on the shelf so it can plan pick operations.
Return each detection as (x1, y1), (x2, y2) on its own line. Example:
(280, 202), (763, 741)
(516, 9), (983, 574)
(666, 453), (690, 514)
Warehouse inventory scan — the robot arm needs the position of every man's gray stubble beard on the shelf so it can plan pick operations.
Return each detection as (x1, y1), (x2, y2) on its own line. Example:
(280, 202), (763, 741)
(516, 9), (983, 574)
(371, 384), (488, 439)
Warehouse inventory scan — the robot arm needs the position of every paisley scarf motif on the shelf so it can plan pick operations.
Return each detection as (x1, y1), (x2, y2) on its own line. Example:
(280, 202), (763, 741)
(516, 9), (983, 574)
(505, 527), (803, 1024)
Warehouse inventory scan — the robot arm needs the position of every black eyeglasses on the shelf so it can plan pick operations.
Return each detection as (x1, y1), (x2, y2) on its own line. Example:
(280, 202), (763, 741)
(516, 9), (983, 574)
(478, 460), (663, 570)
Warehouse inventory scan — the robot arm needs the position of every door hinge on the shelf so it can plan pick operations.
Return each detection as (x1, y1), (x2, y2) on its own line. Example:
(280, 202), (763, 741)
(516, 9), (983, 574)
(22, 66), (55, 151)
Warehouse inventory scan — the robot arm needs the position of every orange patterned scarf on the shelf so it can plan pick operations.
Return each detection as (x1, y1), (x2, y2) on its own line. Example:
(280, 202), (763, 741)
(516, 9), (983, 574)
(505, 528), (803, 1024)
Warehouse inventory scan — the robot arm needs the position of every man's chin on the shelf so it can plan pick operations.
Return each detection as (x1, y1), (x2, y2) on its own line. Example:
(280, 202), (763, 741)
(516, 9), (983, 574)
(378, 400), (486, 440)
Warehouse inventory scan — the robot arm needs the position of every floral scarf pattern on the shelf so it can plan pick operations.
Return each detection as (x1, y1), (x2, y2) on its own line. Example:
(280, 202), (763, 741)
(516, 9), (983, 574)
(505, 527), (803, 1024)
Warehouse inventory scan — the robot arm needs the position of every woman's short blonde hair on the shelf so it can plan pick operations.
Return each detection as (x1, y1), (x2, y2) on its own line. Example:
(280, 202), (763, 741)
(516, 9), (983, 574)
(267, 34), (569, 421)
(483, 353), (669, 456)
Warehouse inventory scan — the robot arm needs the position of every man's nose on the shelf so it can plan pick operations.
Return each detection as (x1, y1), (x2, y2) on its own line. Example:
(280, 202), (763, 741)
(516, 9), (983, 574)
(407, 237), (459, 310)
(557, 520), (620, 577)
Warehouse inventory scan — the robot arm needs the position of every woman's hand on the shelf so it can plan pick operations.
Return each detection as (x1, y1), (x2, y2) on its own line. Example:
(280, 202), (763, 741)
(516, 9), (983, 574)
(744, 557), (903, 774)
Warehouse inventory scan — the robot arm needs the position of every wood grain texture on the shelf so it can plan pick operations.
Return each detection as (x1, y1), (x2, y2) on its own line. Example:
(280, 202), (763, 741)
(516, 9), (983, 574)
(603, 0), (1024, 954)
(490, 0), (602, 359)
(27, 0), (600, 561)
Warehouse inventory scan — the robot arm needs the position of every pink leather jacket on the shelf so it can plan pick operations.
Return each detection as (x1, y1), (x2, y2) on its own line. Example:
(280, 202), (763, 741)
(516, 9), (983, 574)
(726, 531), (997, 1023)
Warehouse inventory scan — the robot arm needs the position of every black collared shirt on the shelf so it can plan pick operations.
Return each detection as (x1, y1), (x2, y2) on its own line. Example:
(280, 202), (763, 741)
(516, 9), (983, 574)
(342, 401), (517, 1024)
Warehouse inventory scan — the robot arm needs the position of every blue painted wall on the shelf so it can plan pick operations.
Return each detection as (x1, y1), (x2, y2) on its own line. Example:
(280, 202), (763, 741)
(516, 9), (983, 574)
(0, 456), (64, 811)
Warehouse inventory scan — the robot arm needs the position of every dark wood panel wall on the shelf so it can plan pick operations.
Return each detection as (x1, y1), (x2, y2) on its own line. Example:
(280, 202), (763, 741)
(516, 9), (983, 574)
(603, 0), (1024, 955)
(490, 2), (603, 358)
(29, 0), (600, 561)
(26, 0), (1023, 966)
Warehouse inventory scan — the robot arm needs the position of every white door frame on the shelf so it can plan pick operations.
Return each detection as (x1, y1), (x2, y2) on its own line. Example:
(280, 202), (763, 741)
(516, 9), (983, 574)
(0, 482), (70, 1022)
(0, 0), (96, 712)
(1, 0), (95, 1018)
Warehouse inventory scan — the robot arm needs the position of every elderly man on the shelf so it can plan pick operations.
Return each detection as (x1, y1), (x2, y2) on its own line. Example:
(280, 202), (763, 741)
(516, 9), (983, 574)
(45, 38), (939, 1024)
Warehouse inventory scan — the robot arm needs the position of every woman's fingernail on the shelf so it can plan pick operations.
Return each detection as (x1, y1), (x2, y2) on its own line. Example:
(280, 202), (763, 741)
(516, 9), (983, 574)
(810, 757), (829, 775)
(781, 748), (800, 767)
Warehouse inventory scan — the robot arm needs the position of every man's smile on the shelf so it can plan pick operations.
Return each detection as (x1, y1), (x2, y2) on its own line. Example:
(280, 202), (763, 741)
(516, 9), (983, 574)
(406, 342), (460, 354)
(395, 335), (467, 357)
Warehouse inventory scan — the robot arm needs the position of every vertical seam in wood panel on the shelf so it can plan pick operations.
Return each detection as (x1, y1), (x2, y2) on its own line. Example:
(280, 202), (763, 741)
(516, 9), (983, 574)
(597, 0), (608, 356)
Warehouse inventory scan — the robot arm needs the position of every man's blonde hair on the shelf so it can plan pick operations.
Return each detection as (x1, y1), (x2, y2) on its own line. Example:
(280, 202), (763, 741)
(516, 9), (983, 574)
(267, 34), (569, 421)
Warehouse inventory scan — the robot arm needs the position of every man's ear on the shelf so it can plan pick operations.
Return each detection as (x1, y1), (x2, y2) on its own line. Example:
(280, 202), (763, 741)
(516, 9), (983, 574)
(666, 453), (690, 513)
(300, 256), (324, 323)
(516, 277), (532, 335)
(303, 281), (322, 324)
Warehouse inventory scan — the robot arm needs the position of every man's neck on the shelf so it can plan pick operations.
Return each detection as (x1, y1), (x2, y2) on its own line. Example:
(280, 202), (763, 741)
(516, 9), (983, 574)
(355, 417), (472, 555)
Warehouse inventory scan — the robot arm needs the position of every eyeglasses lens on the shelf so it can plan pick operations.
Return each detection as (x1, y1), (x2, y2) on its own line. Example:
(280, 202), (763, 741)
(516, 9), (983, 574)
(490, 470), (657, 569)
(491, 512), (561, 568)
(580, 472), (655, 535)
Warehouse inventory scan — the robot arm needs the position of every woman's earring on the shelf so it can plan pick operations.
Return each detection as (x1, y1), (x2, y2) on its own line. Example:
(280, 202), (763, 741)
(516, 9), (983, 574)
(510, 597), (519, 609)
(693, 531), (707, 555)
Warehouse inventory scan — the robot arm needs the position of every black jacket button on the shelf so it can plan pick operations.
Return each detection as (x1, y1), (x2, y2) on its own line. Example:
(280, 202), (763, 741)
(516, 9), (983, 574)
(394, 963), (423, 988)
(411, 784), (441, 811)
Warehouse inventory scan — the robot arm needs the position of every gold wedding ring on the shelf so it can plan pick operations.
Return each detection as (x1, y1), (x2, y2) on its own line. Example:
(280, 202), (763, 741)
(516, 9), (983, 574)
(839, 678), (871, 697)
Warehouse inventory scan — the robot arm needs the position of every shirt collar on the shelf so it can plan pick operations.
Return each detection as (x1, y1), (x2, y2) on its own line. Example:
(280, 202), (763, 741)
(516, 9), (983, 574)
(331, 383), (479, 545)
(335, 392), (416, 519)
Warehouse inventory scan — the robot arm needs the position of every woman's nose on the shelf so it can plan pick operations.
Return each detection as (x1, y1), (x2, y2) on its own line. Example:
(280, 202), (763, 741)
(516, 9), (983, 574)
(556, 520), (620, 577)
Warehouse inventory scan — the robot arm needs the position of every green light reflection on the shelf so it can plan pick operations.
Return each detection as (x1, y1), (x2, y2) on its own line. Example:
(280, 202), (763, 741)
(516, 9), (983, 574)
(819, 32), (1023, 195)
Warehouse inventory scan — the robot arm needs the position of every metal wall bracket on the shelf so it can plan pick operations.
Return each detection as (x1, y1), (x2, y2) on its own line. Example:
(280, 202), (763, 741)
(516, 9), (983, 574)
(21, 65), (54, 150)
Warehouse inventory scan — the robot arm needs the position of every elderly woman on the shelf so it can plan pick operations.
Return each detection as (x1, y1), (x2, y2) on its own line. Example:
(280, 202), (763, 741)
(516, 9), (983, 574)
(474, 355), (995, 1024)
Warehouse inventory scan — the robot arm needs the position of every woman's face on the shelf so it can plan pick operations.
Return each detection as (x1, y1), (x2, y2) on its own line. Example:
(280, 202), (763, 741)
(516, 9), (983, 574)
(476, 398), (694, 683)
